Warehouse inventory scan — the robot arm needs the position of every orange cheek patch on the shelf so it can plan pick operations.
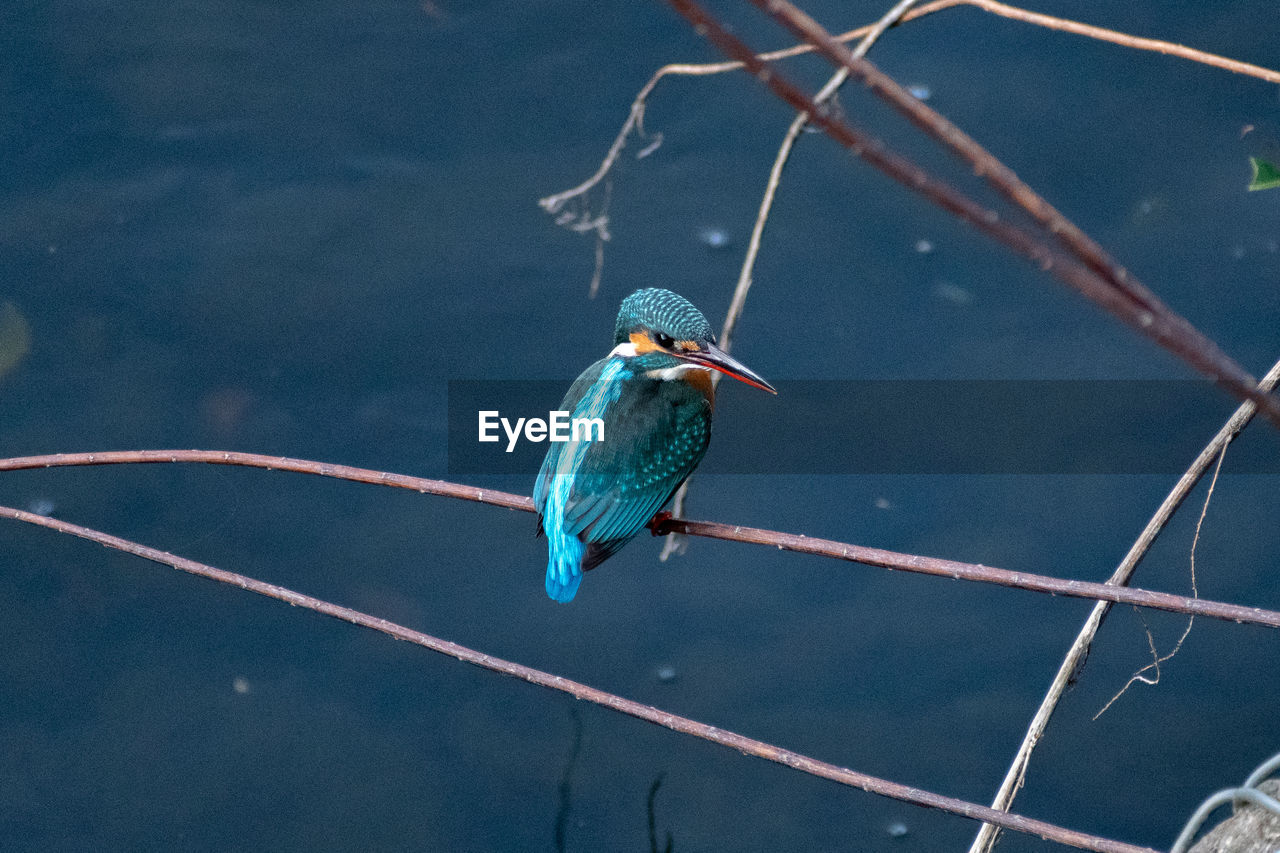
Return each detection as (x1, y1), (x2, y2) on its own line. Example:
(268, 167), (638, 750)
(685, 367), (715, 405)
(630, 331), (660, 354)
(675, 339), (699, 352)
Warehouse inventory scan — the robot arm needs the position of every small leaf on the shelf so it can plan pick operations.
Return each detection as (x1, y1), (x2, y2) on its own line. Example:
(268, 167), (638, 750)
(1248, 156), (1280, 191)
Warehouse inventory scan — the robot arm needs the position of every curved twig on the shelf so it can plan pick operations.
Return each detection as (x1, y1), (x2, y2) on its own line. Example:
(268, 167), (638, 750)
(967, 355), (1280, 853)
(665, 0), (1280, 429)
(539, 0), (1280, 218)
(918, 0), (1280, 85)
(1090, 446), (1222, 721)
(3, 450), (1280, 629)
(660, 0), (923, 562)
(0, 502), (1162, 853)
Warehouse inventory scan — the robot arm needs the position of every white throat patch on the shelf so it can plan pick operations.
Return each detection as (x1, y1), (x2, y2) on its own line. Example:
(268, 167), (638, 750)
(644, 363), (708, 381)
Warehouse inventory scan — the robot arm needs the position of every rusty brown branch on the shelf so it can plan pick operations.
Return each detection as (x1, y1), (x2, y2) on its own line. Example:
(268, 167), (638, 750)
(540, 1), (1280, 221)
(755, 0), (1145, 299)
(0, 502), (1161, 853)
(776, 1), (1280, 85)
(662, 0), (1280, 430)
(967, 355), (1280, 853)
(655, 515), (1280, 629)
(3, 449), (1279, 630)
(660, 0), (924, 562)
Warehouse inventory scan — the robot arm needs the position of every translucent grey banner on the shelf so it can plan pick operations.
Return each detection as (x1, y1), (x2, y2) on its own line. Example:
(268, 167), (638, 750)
(446, 380), (1280, 475)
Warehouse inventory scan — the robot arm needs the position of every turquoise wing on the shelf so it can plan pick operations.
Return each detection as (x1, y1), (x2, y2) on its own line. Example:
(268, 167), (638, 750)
(560, 375), (712, 568)
(534, 358), (713, 599)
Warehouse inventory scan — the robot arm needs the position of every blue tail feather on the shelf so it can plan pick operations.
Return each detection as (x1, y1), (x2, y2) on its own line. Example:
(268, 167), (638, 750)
(545, 533), (585, 603)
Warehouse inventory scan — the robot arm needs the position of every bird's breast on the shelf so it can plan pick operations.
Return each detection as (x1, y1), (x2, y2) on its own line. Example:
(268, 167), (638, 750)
(682, 367), (715, 408)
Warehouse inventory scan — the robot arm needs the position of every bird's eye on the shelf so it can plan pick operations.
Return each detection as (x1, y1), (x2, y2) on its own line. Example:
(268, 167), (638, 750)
(654, 332), (674, 348)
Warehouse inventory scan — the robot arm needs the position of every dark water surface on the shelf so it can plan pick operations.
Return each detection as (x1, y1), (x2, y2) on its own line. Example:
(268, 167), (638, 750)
(2, 1), (1279, 850)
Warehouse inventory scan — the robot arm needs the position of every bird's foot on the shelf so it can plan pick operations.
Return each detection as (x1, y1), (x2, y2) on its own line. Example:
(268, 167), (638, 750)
(647, 511), (674, 536)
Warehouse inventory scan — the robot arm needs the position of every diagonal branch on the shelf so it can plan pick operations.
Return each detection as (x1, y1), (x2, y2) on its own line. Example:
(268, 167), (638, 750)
(754, 0), (1146, 301)
(663, 0), (1280, 428)
(0, 502), (1161, 853)
(540, 1), (1280, 224)
(660, 0), (923, 561)
(655, 514), (1280, 629)
(914, 0), (1280, 85)
(966, 354), (1280, 853)
(3, 450), (1280, 629)
(1091, 445), (1222, 722)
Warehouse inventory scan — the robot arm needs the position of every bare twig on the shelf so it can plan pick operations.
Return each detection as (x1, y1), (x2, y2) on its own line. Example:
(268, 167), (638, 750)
(4, 450), (1280, 629)
(546, 0), (1280, 423)
(967, 356), (1280, 853)
(654, 487), (690, 561)
(732, 0), (1280, 427)
(0, 502), (1163, 853)
(656, 513), (1280, 629)
(660, 0), (922, 561)
(916, 0), (1280, 85)
(1091, 444), (1222, 720)
(589, 229), (605, 298)
(539, 0), (1280, 221)
(540, 68), (692, 216)
(721, 0), (922, 353)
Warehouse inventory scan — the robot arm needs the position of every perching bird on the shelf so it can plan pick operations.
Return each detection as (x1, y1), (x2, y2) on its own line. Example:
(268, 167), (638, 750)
(534, 288), (776, 602)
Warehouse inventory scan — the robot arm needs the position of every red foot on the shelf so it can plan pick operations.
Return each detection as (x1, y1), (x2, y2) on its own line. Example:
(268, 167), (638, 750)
(648, 511), (674, 535)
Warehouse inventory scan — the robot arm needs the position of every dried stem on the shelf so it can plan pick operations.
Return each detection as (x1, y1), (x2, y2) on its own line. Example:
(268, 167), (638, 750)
(720, 0), (923, 353)
(540, 0), (1280, 222)
(3, 449), (1280, 629)
(966, 356), (1280, 853)
(547, 0), (1280, 424)
(731, 0), (1280, 428)
(0, 502), (1158, 853)
(770, 0), (1280, 86)
(660, 0), (922, 561)
(1091, 446), (1222, 721)
(916, 0), (1280, 85)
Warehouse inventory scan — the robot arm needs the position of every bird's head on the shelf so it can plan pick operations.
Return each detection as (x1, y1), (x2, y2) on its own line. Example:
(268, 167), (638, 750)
(612, 288), (776, 394)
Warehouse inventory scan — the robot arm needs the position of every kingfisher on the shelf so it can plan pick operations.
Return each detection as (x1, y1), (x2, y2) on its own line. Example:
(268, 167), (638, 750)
(533, 288), (776, 602)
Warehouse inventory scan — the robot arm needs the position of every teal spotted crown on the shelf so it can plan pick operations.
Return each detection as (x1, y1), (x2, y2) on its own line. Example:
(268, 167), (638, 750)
(614, 288), (715, 345)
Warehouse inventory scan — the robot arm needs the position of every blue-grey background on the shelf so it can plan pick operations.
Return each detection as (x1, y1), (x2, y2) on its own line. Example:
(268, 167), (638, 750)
(2, 0), (1279, 850)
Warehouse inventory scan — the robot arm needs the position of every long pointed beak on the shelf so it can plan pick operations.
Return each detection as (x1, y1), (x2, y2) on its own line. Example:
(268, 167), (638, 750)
(682, 342), (777, 394)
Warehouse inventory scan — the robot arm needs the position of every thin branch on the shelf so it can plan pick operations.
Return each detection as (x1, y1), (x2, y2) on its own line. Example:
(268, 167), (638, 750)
(721, 0), (923, 354)
(0, 502), (1162, 853)
(545, 0), (1280, 424)
(966, 355), (1280, 853)
(918, 0), (1280, 85)
(539, 69), (685, 216)
(655, 486), (690, 561)
(539, 0), (1280, 218)
(1091, 445), (1223, 720)
(4, 450), (1280, 630)
(732, 0), (931, 345)
(731, 0), (1280, 428)
(777, 0), (1280, 86)
(655, 513), (1280, 629)
(660, 0), (922, 562)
